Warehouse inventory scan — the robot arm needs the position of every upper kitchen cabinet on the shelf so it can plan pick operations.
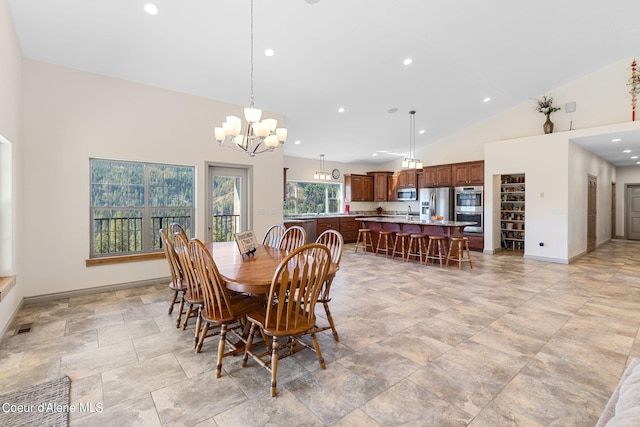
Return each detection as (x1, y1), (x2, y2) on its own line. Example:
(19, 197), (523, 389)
(344, 174), (374, 202)
(452, 161), (484, 186)
(423, 165), (452, 187)
(367, 171), (393, 201)
(395, 170), (417, 189)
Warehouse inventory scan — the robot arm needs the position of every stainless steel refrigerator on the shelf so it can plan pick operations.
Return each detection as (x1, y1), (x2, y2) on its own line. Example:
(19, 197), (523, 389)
(419, 187), (454, 221)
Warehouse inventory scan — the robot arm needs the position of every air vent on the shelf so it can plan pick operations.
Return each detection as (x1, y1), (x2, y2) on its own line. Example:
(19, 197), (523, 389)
(15, 323), (32, 334)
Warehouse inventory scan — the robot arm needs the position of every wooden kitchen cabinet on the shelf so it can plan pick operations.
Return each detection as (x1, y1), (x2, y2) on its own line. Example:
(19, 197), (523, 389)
(367, 171), (393, 201)
(422, 165), (452, 187)
(344, 174), (374, 202)
(387, 174), (398, 201)
(339, 216), (359, 243)
(317, 217), (340, 234)
(395, 170), (417, 189)
(453, 161), (484, 186)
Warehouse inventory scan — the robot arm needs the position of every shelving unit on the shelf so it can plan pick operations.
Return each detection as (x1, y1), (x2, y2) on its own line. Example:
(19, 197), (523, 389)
(500, 174), (525, 251)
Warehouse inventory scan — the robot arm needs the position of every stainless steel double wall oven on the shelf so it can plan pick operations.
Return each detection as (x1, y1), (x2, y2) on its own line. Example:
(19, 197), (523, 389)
(455, 186), (483, 233)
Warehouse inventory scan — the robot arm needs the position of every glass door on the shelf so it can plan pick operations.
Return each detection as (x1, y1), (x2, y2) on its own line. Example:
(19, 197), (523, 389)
(208, 165), (248, 242)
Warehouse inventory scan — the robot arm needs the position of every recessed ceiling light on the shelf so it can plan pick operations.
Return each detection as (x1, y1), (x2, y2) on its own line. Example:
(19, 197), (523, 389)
(373, 153), (378, 157)
(338, 107), (345, 113)
(305, 0), (321, 4)
(624, 149), (632, 153)
(294, 140), (301, 145)
(264, 48), (275, 57)
(612, 138), (622, 142)
(419, 130), (425, 134)
(403, 58), (413, 66)
(483, 97), (491, 103)
(388, 107), (398, 114)
(144, 3), (158, 15)
(632, 156), (638, 159)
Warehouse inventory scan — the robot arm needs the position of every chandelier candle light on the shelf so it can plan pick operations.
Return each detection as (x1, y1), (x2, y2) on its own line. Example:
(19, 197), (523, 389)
(214, 0), (287, 156)
(402, 110), (423, 169)
(314, 154), (331, 180)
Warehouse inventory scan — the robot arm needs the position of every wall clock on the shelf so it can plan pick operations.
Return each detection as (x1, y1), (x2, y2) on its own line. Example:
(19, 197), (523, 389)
(331, 169), (341, 179)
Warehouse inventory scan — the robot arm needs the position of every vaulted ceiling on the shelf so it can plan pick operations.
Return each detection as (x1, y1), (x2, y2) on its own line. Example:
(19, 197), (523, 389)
(8, 0), (640, 165)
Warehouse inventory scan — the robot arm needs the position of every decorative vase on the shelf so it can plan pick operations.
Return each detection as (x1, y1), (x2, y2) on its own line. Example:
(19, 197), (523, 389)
(543, 114), (554, 134)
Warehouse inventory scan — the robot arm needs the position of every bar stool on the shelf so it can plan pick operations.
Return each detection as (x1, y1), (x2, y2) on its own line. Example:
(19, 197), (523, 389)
(375, 231), (393, 257)
(354, 228), (373, 254)
(446, 237), (473, 270)
(425, 235), (447, 267)
(406, 234), (427, 264)
(392, 232), (410, 260)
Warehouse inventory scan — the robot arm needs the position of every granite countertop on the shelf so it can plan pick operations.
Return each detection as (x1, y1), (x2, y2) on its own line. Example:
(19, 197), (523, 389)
(356, 216), (476, 227)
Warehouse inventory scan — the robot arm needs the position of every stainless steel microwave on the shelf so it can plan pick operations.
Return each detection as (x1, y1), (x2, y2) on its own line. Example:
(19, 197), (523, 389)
(397, 188), (417, 201)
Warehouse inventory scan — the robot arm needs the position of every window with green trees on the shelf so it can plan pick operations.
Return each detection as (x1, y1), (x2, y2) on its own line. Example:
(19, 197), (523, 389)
(284, 181), (342, 215)
(90, 159), (195, 257)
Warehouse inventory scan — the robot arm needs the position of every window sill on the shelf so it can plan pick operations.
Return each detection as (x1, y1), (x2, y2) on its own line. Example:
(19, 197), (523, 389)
(0, 275), (17, 302)
(85, 252), (165, 267)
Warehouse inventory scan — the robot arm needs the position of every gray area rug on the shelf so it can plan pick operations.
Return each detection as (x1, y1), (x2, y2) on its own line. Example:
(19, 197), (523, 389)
(0, 376), (70, 427)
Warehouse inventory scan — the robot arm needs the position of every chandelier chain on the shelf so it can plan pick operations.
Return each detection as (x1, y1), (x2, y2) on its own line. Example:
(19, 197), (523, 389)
(249, 0), (255, 108)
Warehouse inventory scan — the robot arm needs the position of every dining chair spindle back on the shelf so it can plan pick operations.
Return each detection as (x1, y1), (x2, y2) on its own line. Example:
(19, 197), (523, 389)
(279, 225), (306, 252)
(190, 239), (264, 377)
(242, 243), (332, 397)
(262, 224), (286, 248)
(160, 229), (187, 324)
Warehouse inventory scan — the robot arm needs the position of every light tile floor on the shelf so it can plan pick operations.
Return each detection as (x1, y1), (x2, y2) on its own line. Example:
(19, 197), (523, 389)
(2, 241), (640, 426)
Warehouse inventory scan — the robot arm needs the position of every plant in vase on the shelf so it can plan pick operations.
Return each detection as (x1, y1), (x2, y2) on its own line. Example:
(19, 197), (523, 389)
(534, 95), (561, 134)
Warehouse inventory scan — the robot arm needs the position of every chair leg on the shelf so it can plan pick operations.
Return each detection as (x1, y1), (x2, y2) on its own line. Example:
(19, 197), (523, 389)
(310, 332), (326, 370)
(194, 310), (202, 349)
(242, 323), (257, 367)
(196, 323), (209, 353)
(216, 324), (227, 378)
(271, 336), (280, 397)
(168, 290), (178, 314)
(466, 240), (474, 269)
(175, 293), (186, 328)
(182, 303), (193, 330)
(323, 302), (339, 342)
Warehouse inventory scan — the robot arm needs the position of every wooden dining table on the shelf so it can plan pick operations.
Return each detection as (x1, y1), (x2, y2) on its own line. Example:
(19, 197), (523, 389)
(205, 241), (339, 294)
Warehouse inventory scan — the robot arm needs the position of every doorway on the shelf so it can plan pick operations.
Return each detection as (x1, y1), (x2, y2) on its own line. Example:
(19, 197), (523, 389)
(626, 185), (640, 241)
(207, 165), (249, 242)
(611, 182), (616, 239)
(587, 175), (596, 253)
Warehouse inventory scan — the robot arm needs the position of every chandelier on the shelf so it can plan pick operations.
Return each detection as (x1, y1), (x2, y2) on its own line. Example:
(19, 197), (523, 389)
(314, 154), (331, 180)
(401, 110), (423, 169)
(214, 0), (287, 156)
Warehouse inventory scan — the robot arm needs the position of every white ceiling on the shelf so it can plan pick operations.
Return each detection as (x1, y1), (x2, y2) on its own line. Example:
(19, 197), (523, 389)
(7, 0), (640, 165)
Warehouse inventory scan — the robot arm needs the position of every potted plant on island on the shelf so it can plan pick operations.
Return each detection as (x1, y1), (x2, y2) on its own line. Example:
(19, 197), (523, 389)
(535, 95), (561, 134)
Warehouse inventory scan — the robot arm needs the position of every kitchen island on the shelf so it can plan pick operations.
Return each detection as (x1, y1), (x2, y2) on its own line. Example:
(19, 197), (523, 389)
(355, 216), (477, 253)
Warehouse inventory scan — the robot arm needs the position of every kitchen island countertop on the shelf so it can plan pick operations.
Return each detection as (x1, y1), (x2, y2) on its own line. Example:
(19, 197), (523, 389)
(355, 216), (476, 228)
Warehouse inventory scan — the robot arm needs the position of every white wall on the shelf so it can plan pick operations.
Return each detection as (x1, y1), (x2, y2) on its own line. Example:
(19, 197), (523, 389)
(567, 142), (617, 258)
(20, 60), (285, 298)
(0, 0), (23, 334)
(485, 134), (570, 261)
(414, 58), (634, 168)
